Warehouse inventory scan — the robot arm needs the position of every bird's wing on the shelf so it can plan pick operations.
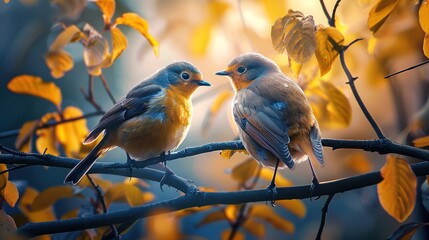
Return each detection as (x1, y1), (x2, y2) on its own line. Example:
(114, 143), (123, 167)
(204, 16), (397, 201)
(84, 85), (163, 143)
(234, 99), (294, 168)
(309, 122), (324, 165)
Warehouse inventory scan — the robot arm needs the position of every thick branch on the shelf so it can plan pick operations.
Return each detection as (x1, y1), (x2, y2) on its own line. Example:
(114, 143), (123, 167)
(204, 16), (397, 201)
(17, 162), (429, 238)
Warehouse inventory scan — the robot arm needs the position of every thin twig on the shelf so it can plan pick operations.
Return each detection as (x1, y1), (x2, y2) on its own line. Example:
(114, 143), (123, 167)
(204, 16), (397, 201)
(385, 59), (429, 78)
(330, 0), (342, 27)
(81, 75), (103, 111)
(0, 165), (29, 175)
(86, 175), (120, 239)
(99, 74), (117, 104)
(319, 0), (331, 23)
(315, 194), (335, 240)
(0, 111), (104, 139)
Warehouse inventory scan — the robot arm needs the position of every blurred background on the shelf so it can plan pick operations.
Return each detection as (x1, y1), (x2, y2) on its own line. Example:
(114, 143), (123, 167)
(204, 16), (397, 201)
(1, 0), (429, 239)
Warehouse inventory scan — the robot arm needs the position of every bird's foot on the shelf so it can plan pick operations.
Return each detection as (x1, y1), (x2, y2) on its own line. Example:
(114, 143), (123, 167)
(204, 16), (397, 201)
(266, 182), (278, 207)
(126, 154), (136, 181)
(310, 177), (320, 200)
(159, 167), (175, 192)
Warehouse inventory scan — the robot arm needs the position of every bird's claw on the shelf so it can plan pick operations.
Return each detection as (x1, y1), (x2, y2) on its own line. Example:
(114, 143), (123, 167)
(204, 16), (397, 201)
(310, 177), (320, 200)
(159, 170), (175, 192)
(266, 182), (278, 207)
(126, 154), (137, 181)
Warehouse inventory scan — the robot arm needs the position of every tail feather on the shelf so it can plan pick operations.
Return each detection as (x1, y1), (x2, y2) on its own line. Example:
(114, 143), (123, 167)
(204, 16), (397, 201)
(64, 136), (108, 185)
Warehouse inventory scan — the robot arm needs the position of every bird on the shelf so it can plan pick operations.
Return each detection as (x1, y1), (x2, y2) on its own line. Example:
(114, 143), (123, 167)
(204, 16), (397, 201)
(64, 61), (211, 185)
(215, 52), (324, 195)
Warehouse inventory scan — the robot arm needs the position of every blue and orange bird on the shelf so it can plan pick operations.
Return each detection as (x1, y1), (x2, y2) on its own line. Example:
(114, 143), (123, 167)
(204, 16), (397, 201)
(65, 61), (210, 185)
(216, 53), (324, 192)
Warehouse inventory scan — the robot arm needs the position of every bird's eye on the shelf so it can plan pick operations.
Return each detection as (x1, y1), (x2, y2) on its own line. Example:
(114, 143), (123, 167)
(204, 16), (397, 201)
(237, 66), (247, 74)
(181, 72), (190, 80)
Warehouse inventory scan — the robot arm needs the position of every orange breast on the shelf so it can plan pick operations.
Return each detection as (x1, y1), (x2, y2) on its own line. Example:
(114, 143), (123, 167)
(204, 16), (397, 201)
(113, 89), (192, 160)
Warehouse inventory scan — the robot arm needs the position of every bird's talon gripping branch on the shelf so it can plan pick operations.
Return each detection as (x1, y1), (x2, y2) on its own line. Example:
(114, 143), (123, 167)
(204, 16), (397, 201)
(126, 153), (136, 181)
(266, 182), (278, 207)
(159, 168), (175, 192)
(310, 177), (321, 200)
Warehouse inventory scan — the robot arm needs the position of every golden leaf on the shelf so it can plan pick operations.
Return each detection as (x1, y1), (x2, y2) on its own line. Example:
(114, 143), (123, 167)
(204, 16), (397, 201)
(7, 75), (62, 109)
(115, 13), (159, 56)
(220, 149), (248, 160)
(45, 50), (74, 79)
(56, 106), (88, 157)
(0, 209), (17, 240)
(243, 219), (265, 238)
(83, 24), (111, 76)
(367, 0), (400, 34)
(315, 26), (344, 76)
(15, 120), (39, 152)
(424, 33), (429, 58)
(224, 205), (238, 222)
(146, 213), (180, 240)
(31, 186), (75, 212)
(2, 181), (19, 207)
(288, 57), (303, 77)
(276, 199), (307, 218)
(231, 158), (259, 184)
(221, 229), (244, 240)
(196, 211), (225, 228)
(93, 0), (115, 25)
(271, 10), (316, 63)
(251, 205), (294, 234)
(110, 27), (127, 63)
(306, 80), (352, 129)
(19, 187), (56, 223)
(344, 153), (373, 174)
(419, 0), (429, 33)
(0, 165), (8, 191)
(190, 21), (213, 56)
(49, 25), (83, 51)
(413, 135), (429, 148)
(60, 209), (78, 220)
(36, 112), (61, 156)
(259, 168), (293, 187)
(377, 155), (416, 222)
(104, 183), (154, 207)
(77, 175), (112, 192)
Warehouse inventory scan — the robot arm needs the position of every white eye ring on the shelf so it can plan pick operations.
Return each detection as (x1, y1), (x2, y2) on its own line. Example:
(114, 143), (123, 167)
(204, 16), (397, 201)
(237, 66), (247, 74)
(181, 72), (190, 80)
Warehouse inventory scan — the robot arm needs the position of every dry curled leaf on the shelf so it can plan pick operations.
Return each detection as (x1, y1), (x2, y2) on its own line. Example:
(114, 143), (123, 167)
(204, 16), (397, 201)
(83, 24), (111, 76)
(8, 75), (62, 109)
(315, 26), (344, 76)
(378, 155), (416, 222)
(45, 50), (74, 79)
(109, 27), (127, 64)
(271, 9), (316, 64)
(367, 0), (401, 34)
(115, 13), (159, 56)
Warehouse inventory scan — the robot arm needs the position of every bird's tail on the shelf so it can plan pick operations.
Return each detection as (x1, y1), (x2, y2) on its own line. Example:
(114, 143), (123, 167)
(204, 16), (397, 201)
(299, 124), (325, 167)
(64, 136), (108, 185)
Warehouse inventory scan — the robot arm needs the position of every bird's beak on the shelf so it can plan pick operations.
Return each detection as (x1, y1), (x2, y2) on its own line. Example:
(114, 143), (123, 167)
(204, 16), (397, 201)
(215, 70), (231, 76)
(193, 80), (211, 86)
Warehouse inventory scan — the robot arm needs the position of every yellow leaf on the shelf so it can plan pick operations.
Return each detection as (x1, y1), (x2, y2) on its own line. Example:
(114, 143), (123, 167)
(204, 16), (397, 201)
(367, 0), (400, 34)
(190, 21), (213, 56)
(104, 183), (154, 207)
(288, 57), (303, 77)
(259, 168), (293, 187)
(413, 135), (429, 148)
(276, 199), (307, 218)
(0, 165), (8, 191)
(115, 13), (159, 57)
(15, 120), (39, 152)
(0, 209), (17, 240)
(251, 205), (294, 234)
(110, 27), (127, 63)
(221, 229), (244, 240)
(31, 186), (75, 212)
(419, 0), (429, 33)
(220, 149), (248, 159)
(77, 175), (112, 192)
(146, 213), (180, 240)
(306, 80), (352, 129)
(224, 205), (238, 222)
(56, 106), (88, 158)
(344, 153), (373, 174)
(2, 181), (19, 207)
(4, 0), (9, 3)
(243, 219), (265, 238)
(271, 10), (316, 63)
(60, 209), (78, 220)
(49, 25), (83, 52)
(196, 211), (225, 228)
(93, 0), (115, 25)
(19, 187), (56, 223)
(315, 26), (344, 76)
(377, 155), (417, 222)
(36, 112), (61, 156)
(83, 24), (110, 76)
(424, 33), (429, 59)
(231, 158), (259, 184)
(45, 50), (74, 79)
(8, 75), (62, 109)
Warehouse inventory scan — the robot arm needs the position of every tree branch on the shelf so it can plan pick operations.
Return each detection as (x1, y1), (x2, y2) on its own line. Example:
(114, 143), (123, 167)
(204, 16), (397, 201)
(315, 194), (335, 240)
(384, 59), (429, 79)
(16, 161), (429, 238)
